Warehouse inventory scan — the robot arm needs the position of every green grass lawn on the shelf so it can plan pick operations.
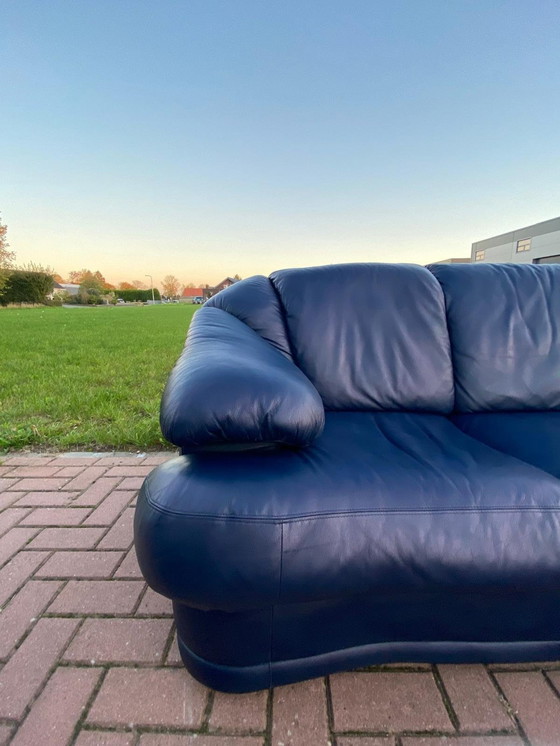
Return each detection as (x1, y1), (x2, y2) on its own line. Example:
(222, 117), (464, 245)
(0, 304), (197, 452)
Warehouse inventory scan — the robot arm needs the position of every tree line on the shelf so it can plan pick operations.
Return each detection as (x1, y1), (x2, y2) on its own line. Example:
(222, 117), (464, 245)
(0, 216), (228, 305)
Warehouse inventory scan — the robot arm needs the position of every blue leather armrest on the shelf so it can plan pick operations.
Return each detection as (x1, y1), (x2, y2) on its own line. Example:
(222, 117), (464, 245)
(160, 306), (325, 452)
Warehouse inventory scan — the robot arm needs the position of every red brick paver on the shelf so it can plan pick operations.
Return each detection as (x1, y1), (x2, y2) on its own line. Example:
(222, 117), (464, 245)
(0, 491), (25, 509)
(10, 666), (101, 746)
(0, 550), (49, 604)
(0, 580), (62, 657)
(14, 491), (80, 506)
(210, 689), (268, 733)
(27, 526), (105, 549)
(20, 507), (92, 526)
(8, 477), (70, 491)
(0, 508), (32, 534)
(1, 451), (560, 745)
(496, 671), (560, 746)
(87, 667), (207, 728)
(36, 549), (124, 578)
(437, 664), (514, 731)
(63, 617), (173, 663)
(272, 678), (329, 745)
(0, 527), (38, 564)
(0, 617), (79, 719)
(331, 671), (453, 732)
(48, 579), (145, 614)
(72, 477), (122, 506)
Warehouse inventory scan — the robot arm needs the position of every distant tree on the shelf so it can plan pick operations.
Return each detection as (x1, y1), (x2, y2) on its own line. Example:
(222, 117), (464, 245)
(53, 273), (65, 284)
(161, 275), (181, 298)
(184, 282), (196, 288)
(0, 214), (16, 294)
(233, 273), (242, 280)
(118, 281), (135, 290)
(79, 271), (105, 293)
(69, 269), (107, 286)
(18, 261), (55, 276)
(132, 280), (147, 289)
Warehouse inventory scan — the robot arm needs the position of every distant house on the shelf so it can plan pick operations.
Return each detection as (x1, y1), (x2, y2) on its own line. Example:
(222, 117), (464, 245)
(180, 287), (205, 303)
(206, 277), (239, 298)
(180, 277), (240, 303)
(52, 282), (80, 296)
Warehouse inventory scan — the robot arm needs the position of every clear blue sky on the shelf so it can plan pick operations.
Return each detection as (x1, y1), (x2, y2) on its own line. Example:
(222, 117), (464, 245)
(2, 0), (560, 286)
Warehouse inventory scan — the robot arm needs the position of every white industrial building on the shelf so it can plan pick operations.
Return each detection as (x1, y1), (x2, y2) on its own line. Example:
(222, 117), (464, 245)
(471, 217), (560, 265)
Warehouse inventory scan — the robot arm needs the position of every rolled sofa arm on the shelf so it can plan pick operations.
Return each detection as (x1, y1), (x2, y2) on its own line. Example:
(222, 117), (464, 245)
(160, 306), (325, 452)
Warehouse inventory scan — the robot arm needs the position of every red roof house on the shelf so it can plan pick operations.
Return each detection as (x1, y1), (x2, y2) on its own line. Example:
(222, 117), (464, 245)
(181, 287), (204, 300)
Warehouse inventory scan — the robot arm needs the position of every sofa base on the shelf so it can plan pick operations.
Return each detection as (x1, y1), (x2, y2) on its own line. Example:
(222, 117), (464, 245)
(173, 589), (560, 692)
(177, 634), (560, 693)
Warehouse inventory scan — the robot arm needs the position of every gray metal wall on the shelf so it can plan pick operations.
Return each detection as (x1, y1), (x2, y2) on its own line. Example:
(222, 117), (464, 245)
(471, 217), (560, 264)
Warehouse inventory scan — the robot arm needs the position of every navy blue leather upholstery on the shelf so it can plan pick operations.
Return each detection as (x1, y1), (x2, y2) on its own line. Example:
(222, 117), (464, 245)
(429, 263), (560, 412)
(160, 306), (324, 452)
(136, 412), (560, 611)
(173, 590), (560, 691)
(135, 261), (560, 692)
(270, 264), (454, 411)
(454, 412), (560, 478)
(206, 275), (292, 358)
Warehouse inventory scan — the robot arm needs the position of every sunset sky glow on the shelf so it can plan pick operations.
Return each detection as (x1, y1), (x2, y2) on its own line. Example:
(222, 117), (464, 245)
(2, 0), (560, 286)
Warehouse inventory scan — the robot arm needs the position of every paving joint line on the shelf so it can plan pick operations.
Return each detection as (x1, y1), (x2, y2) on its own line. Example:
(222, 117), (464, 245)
(485, 665), (531, 746)
(161, 620), (178, 666)
(263, 686), (273, 746)
(431, 664), (460, 731)
(324, 674), (338, 746)
(69, 664), (109, 745)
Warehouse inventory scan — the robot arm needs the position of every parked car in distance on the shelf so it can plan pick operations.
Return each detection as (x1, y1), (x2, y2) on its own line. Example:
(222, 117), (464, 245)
(117, 298), (125, 304)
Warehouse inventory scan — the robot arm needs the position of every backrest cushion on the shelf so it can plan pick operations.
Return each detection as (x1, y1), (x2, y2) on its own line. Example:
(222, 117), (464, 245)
(270, 263), (454, 412)
(206, 275), (292, 358)
(428, 263), (560, 412)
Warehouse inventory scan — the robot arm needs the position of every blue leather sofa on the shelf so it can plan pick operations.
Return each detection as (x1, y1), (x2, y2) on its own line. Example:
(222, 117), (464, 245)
(134, 262), (560, 692)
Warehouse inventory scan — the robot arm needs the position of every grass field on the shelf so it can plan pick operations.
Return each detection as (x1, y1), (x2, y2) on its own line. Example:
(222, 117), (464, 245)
(0, 304), (198, 451)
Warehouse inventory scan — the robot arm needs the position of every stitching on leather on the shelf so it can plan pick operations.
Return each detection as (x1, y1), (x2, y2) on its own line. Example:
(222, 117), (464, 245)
(268, 604), (274, 689)
(269, 523), (284, 689)
(143, 492), (560, 523)
(278, 523), (284, 601)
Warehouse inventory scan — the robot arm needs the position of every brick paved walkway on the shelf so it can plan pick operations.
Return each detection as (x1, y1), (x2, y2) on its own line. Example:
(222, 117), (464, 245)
(1, 453), (560, 745)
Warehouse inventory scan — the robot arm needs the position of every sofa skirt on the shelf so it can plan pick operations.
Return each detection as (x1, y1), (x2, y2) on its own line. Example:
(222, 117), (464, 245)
(173, 587), (560, 692)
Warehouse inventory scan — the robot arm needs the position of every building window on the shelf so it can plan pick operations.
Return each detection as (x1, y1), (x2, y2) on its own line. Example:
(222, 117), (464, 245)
(475, 249), (485, 261)
(516, 238), (531, 252)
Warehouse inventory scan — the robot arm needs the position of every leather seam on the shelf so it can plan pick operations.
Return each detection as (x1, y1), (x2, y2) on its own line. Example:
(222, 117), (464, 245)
(143, 493), (560, 523)
(268, 275), (298, 362)
(269, 523), (284, 688)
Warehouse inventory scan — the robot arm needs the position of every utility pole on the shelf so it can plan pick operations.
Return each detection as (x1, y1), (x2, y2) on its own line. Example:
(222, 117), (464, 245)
(145, 275), (155, 303)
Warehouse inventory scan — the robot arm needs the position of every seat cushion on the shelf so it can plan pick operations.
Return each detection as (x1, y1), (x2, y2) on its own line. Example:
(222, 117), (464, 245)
(453, 412), (560, 479)
(428, 263), (560, 412)
(135, 412), (560, 611)
(269, 264), (454, 412)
